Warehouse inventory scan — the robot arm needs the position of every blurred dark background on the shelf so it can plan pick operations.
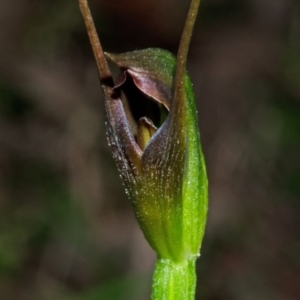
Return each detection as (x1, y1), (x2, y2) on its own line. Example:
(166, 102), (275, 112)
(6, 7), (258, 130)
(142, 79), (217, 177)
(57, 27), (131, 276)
(0, 0), (299, 299)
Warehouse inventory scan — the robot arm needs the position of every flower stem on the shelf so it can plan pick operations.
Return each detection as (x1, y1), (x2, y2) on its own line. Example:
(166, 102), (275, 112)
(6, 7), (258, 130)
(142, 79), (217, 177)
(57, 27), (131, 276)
(152, 258), (197, 300)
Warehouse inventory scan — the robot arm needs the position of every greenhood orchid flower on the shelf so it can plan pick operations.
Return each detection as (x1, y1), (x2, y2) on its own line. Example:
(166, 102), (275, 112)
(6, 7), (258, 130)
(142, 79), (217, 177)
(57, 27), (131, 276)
(79, 0), (208, 298)
(104, 49), (208, 261)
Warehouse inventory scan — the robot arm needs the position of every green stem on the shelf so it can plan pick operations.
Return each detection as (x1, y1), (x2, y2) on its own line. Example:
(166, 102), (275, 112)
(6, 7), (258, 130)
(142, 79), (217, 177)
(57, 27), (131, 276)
(152, 258), (196, 300)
